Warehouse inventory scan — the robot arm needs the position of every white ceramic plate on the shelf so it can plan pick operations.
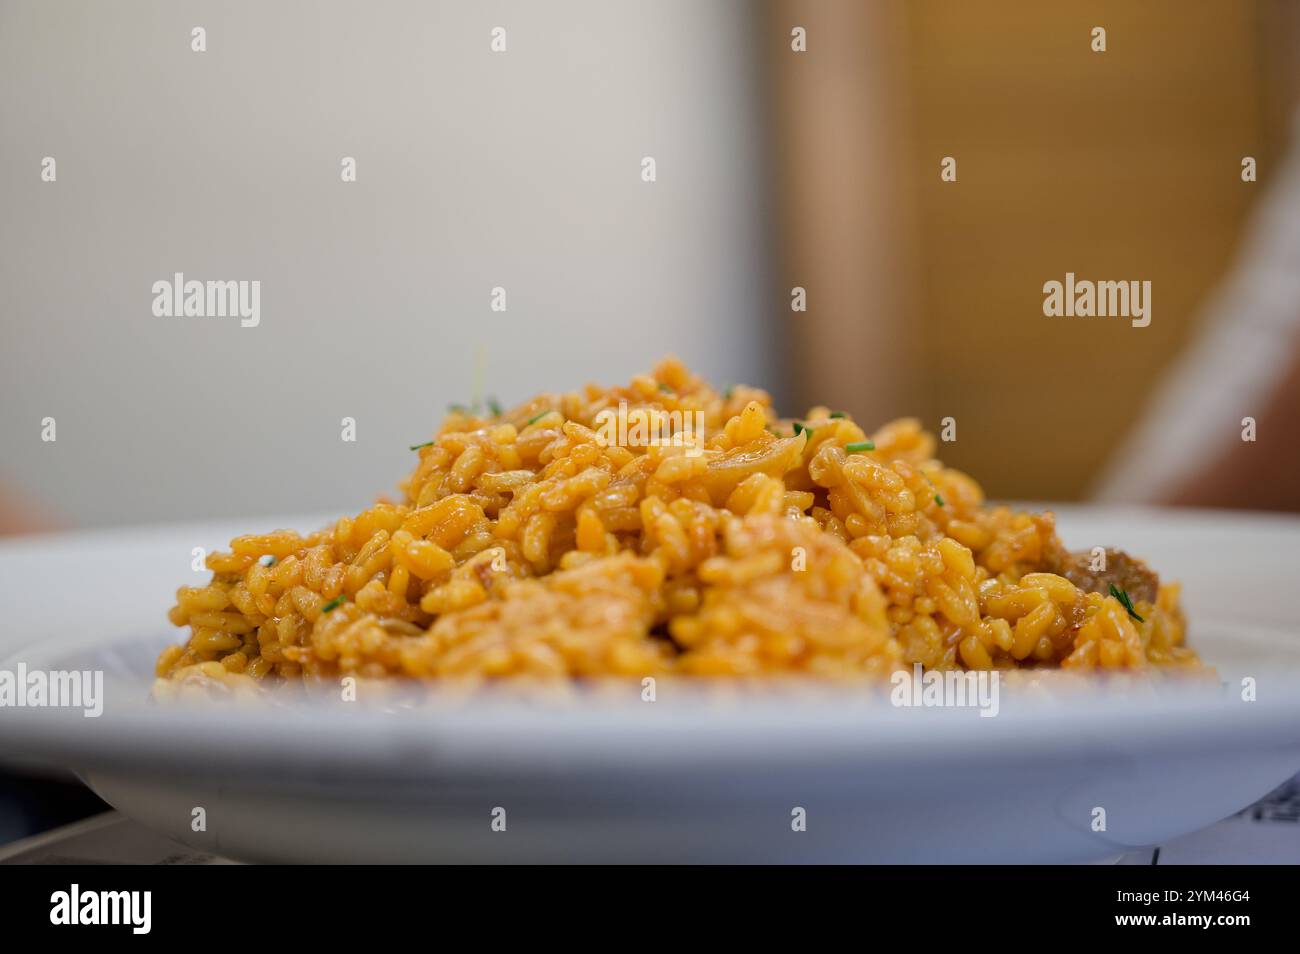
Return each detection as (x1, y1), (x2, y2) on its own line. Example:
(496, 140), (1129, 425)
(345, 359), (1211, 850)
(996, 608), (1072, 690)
(2, 507), (1299, 863)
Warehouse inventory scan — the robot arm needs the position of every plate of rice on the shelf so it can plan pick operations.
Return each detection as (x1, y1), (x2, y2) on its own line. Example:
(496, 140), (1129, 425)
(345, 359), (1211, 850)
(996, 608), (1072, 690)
(2, 358), (1299, 863)
(157, 356), (1197, 686)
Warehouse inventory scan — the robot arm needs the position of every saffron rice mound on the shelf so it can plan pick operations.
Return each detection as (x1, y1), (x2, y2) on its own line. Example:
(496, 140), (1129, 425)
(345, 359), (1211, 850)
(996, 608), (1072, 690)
(156, 357), (1197, 695)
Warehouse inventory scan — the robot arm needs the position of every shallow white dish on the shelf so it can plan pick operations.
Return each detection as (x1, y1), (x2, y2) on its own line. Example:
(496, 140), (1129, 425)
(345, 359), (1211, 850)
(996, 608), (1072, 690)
(1, 507), (1298, 863)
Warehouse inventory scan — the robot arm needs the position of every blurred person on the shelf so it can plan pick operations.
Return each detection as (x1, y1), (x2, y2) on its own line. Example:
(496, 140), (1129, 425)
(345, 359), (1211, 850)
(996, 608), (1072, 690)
(1094, 115), (1300, 512)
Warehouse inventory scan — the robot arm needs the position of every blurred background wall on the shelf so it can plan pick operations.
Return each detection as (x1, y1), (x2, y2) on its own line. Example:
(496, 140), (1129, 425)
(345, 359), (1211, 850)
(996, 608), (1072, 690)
(3, 0), (1297, 531)
(0, 0), (776, 529)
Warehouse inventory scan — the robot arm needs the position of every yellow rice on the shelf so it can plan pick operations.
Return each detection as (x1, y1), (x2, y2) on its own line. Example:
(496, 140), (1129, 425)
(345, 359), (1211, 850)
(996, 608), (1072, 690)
(156, 357), (1196, 694)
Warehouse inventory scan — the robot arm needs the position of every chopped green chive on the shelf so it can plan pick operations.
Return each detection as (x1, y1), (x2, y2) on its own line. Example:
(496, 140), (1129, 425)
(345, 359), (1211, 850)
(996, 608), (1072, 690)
(723, 385), (735, 399)
(658, 383), (672, 393)
(526, 410), (552, 426)
(1108, 583), (1145, 623)
(409, 441), (434, 451)
(321, 594), (347, 614)
(919, 473), (943, 508)
(793, 422), (813, 438)
(487, 397), (503, 417)
(829, 411), (846, 419)
(447, 403), (468, 414)
(844, 441), (875, 453)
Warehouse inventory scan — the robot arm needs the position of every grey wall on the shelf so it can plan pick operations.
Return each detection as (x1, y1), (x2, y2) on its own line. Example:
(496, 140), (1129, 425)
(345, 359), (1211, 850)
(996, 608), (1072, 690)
(0, 0), (775, 528)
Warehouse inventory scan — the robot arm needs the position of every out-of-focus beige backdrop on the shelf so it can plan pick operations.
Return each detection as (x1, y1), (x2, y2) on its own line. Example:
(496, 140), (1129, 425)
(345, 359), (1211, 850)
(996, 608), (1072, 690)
(770, 0), (1295, 501)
